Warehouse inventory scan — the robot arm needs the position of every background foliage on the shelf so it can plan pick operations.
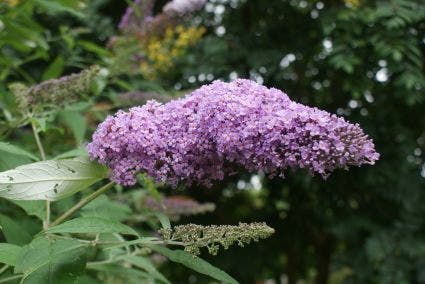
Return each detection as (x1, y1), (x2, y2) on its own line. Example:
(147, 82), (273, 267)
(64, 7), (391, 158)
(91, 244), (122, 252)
(0, 0), (424, 283)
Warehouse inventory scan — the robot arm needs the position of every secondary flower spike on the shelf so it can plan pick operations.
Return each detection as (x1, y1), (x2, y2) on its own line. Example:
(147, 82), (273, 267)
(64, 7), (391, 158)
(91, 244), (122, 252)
(87, 79), (379, 186)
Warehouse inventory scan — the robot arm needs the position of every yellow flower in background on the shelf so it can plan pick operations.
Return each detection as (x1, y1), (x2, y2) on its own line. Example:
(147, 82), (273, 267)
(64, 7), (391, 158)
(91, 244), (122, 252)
(344, 0), (361, 8)
(139, 62), (156, 80)
(140, 25), (206, 79)
(3, 0), (19, 7)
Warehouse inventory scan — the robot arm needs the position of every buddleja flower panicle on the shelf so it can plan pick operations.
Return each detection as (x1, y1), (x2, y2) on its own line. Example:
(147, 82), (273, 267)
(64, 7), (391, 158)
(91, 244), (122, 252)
(87, 79), (379, 186)
(10, 65), (100, 113)
(160, 222), (275, 255)
(118, 0), (155, 32)
(144, 195), (215, 220)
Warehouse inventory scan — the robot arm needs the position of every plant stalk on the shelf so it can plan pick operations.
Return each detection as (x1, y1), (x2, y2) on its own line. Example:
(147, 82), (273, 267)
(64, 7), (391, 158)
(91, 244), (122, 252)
(0, 274), (22, 284)
(30, 120), (46, 160)
(45, 200), (50, 228)
(0, 265), (9, 275)
(50, 181), (115, 227)
(30, 120), (50, 230)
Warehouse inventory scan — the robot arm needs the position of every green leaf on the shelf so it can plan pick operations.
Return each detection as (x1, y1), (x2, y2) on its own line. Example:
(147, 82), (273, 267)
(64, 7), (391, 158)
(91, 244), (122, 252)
(0, 214), (33, 245)
(122, 255), (170, 284)
(0, 243), (22, 266)
(59, 111), (87, 145)
(64, 101), (93, 112)
(0, 150), (32, 171)
(77, 40), (112, 57)
(154, 212), (171, 230)
(148, 245), (238, 284)
(15, 237), (87, 284)
(80, 195), (131, 222)
(75, 274), (101, 284)
(34, 0), (85, 18)
(88, 264), (151, 282)
(139, 175), (162, 200)
(47, 217), (139, 236)
(41, 56), (65, 80)
(53, 148), (88, 160)
(103, 238), (158, 250)
(10, 200), (45, 220)
(0, 157), (108, 201)
(0, 142), (39, 161)
(30, 117), (47, 132)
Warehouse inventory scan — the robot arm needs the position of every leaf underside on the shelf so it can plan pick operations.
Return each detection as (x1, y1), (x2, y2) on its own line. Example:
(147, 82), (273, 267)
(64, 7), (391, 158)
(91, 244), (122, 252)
(0, 157), (107, 201)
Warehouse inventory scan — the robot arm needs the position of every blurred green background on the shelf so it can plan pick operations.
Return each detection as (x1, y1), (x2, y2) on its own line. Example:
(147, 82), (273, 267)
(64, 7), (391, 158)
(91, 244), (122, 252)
(0, 0), (424, 283)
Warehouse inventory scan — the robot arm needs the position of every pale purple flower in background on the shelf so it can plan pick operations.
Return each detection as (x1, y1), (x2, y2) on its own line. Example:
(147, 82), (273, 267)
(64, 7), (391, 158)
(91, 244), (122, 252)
(118, 0), (155, 31)
(144, 195), (215, 220)
(118, 0), (205, 32)
(118, 0), (141, 30)
(163, 0), (206, 16)
(87, 79), (379, 187)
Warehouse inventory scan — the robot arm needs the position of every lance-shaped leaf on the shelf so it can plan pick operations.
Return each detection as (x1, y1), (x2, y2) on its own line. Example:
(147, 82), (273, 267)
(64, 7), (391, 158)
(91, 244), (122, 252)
(9, 200), (46, 220)
(0, 157), (108, 201)
(46, 217), (139, 236)
(0, 243), (22, 266)
(0, 214), (33, 245)
(0, 149), (32, 172)
(0, 142), (39, 161)
(54, 148), (88, 160)
(15, 237), (87, 283)
(120, 255), (170, 284)
(148, 245), (238, 284)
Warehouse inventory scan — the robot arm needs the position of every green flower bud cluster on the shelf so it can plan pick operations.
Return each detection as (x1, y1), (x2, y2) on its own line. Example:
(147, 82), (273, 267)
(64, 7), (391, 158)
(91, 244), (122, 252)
(160, 222), (275, 255)
(10, 65), (100, 113)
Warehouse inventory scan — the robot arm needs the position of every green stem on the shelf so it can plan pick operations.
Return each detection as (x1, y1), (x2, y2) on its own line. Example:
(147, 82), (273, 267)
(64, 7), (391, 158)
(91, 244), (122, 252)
(148, 240), (183, 245)
(113, 233), (130, 254)
(45, 200), (50, 228)
(0, 265), (9, 275)
(85, 239), (185, 269)
(30, 121), (46, 160)
(31, 120), (50, 230)
(50, 181), (115, 227)
(0, 275), (22, 284)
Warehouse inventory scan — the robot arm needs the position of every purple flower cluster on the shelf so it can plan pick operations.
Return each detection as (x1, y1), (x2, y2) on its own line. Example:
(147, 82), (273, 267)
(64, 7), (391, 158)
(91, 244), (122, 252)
(118, 0), (205, 32)
(87, 79), (379, 186)
(118, 0), (155, 31)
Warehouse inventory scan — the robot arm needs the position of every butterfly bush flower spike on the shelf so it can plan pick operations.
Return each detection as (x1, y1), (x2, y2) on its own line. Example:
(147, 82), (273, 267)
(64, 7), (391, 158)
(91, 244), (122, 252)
(118, 0), (155, 31)
(144, 195), (215, 220)
(160, 223), (275, 255)
(87, 79), (379, 186)
(10, 65), (100, 113)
